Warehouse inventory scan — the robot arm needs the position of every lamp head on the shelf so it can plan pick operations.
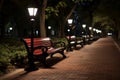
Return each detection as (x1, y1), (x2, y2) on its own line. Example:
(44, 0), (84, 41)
(28, 7), (38, 17)
(67, 19), (73, 25)
(82, 24), (86, 28)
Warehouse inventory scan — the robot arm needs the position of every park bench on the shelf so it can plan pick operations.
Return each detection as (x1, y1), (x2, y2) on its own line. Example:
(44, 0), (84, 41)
(22, 37), (66, 67)
(82, 35), (90, 44)
(66, 36), (83, 51)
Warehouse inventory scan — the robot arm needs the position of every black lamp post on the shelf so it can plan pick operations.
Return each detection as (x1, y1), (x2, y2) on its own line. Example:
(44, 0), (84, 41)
(82, 24), (86, 35)
(82, 24), (87, 44)
(25, 7), (38, 71)
(93, 28), (96, 36)
(67, 19), (73, 36)
(48, 26), (51, 37)
(89, 27), (92, 36)
(68, 19), (73, 26)
(67, 19), (73, 51)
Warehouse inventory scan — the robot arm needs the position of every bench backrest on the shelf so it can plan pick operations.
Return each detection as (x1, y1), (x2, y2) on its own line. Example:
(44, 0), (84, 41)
(66, 36), (76, 41)
(24, 37), (53, 47)
(22, 37), (53, 55)
(23, 37), (53, 51)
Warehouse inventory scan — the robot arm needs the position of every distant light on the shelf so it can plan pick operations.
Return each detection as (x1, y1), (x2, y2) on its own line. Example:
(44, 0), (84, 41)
(67, 29), (70, 32)
(82, 24), (86, 28)
(30, 18), (35, 21)
(67, 19), (73, 25)
(107, 33), (112, 36)
(48, 26), (51, 29)
(96, 29), (99, 33)
(36, 30), (39, 35)
(9, 27), (13, 30)
(82, 32), (84, 34)
(93, 28), (96, 31)
(89, 27), (92, 30)
(96, 29), (102, 33)
(51, 30), (55, 35)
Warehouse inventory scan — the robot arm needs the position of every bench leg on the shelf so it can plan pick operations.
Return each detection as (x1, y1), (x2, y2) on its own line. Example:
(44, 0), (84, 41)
(77, 43), (83, 48)
(66, 45), (73, 52)
(60, 50), (66, 58)
(50, 51), (66, 58)
(81, 43), (84, 47)
(24, 60), (38, 72)
(41, 56), (50, 68)
(74, 44), (77, 49)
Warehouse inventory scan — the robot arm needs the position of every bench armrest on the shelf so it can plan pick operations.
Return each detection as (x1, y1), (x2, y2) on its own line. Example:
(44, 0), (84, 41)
(33, 46), (49, 56)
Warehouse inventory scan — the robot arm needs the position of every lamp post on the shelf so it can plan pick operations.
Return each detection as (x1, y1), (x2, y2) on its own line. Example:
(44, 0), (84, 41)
(48, 26), (51, 37)
(93, 28), (96, 36)
(82, 24), (87, 36)
(8, 27), (13, 36)
(48, 26), (51, 30)
(25, 7), (38, 71)
(89, 26), (92, 36)
(82, 24), (87, 44)
(89, 27), (92, 31)
(9, 27), (13, 31)
(67, 19), (73, 51)
(67, 19), (73, 36)
(82, 24), (86, 29)
(68, 19), (73, 26)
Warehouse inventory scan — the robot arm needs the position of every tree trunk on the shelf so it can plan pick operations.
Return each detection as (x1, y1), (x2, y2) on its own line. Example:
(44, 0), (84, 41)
(116, 20), (120, 39)
(58, 19), (65, 37)
(0, 0), (4, 38)
(65, 5), (76, 23)
(0, 0), (4, 11)
(59, 5), (76, 37)
(40, 0), (47, 38)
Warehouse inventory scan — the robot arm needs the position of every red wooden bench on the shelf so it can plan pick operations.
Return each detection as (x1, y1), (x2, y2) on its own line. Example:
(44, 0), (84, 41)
(22, 37), (66, 67)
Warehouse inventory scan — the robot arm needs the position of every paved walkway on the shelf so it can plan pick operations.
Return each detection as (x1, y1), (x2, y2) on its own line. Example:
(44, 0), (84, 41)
(1, 36), (120, 80)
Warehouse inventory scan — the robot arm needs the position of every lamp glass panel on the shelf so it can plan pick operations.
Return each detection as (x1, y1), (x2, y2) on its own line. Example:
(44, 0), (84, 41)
(68, 19), (73, 24)
(28, 8), (38, 16)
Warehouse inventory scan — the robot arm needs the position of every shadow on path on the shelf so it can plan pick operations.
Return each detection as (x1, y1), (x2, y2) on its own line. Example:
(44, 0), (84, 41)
(36, 56), (67, 68)
(0, 56), (67, 80)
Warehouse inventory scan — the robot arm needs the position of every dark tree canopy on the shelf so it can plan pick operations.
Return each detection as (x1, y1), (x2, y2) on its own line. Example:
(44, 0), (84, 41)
(0, 0), (120, 38)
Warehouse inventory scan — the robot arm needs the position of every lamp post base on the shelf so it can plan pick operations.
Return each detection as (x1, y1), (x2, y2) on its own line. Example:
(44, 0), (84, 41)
(24, 64), (38, 72)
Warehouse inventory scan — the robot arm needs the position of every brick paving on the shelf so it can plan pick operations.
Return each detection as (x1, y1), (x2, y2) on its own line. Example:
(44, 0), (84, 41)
(1, 36), (120, 80)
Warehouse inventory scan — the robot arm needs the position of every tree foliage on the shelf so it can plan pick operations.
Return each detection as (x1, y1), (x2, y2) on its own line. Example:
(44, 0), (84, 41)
(1, 0), (115, 38)
(93, 0), (120, 30)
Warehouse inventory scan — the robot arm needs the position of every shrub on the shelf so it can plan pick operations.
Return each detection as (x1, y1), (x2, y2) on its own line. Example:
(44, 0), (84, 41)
(0, 38), (27, 73)
(51, 37), (68, 46)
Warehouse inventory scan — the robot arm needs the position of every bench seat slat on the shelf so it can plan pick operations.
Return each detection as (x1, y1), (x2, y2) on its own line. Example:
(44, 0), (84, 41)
(33, 47), (65, 55)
